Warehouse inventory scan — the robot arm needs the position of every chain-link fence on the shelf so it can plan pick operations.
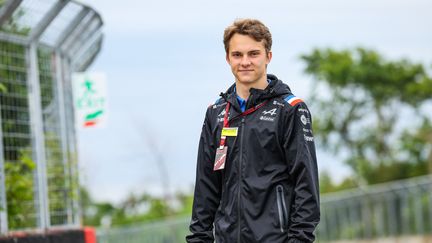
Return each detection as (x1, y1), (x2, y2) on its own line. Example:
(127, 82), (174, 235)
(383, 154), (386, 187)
(96, 175), (432, 243)
(0, 0), (103, 234)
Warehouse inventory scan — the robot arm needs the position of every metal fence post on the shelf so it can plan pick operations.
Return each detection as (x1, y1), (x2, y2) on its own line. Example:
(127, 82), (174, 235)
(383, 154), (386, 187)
(428, 182), (432, 233)
(54, 50), (77, 225)
(386, 192), (397, 236)
(319, 208), (328, 241)
(62, 57), (81, 226)
(373, 197), (385, 238)
(413, 187), (424, 234)
(26, 42), (50, 229)
(0, 103), (8, 234)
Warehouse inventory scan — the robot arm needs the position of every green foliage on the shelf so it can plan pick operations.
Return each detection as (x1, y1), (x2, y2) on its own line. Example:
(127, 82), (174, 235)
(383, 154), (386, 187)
(80, 187), (115, 226)
(0, 5), (30, 35)
(319, 171), (357, 194)
(302, 48), (432, 187)
(0, 83), (6, 93)
(81, 188), (194, 227)
(399, 118), (432, 173)
(175, 192), (194, 216)
(5, 151), (36, 229)
(302, 48), (432, 105)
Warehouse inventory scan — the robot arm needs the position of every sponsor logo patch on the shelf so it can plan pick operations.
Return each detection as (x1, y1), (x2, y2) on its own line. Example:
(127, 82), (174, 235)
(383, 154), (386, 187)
(273, 100), (285, 107)
(212, 102), (227, 109)
(262, 108), (277, 116)
(300, 115), (310, 125)
(304, 134), (314, 142)
(298, 108), (309, 114)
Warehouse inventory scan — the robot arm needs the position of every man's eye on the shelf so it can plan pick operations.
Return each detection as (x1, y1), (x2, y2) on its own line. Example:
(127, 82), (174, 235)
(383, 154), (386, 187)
(250, 52), (260, 57)
(232, 53), (241, 57)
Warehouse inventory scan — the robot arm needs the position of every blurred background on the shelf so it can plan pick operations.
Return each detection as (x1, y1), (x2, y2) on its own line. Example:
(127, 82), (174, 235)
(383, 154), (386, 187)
(0, 0), (431, 242)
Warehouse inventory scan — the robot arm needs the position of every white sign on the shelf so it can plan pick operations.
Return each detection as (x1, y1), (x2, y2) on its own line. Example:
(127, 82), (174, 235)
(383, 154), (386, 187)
(72, 72), (108, 129)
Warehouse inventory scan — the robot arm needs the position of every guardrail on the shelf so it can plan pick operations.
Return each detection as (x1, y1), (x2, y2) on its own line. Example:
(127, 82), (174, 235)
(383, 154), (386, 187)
(317, 175), (432, 242)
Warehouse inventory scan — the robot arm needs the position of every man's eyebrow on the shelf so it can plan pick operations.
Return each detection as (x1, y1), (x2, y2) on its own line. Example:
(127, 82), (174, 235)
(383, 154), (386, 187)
(230, 50), (261, 54)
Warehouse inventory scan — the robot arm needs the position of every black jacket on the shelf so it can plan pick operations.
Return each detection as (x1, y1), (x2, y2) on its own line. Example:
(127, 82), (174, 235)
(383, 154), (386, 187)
(187, 74), (320, 243)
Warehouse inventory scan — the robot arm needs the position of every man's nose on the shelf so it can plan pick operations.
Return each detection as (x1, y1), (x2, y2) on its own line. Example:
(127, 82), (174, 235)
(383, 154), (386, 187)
(240, 56), (251, 66)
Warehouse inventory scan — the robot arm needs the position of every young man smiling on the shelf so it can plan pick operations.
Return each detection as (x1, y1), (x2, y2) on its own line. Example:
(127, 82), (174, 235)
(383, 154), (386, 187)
(186, 19), (320, 243)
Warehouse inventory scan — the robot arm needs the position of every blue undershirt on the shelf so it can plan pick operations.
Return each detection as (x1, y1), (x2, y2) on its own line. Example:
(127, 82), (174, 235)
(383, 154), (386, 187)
(236, 79), (271, 112)
(236, 96), (247, 112)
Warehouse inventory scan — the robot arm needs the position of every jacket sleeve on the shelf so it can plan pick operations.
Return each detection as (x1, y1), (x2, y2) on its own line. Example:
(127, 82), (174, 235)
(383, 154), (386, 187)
(186, 108), (222, 243)
(283, 102), (320, 243)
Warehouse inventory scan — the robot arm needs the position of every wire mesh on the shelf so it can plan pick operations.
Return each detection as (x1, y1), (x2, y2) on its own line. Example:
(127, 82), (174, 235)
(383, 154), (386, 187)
(0, 0), (103, 234)
(0, 39), (37, 230)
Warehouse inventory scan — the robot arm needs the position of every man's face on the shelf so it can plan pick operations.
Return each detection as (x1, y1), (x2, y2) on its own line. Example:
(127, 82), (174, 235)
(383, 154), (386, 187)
(226, 33), (272, 85)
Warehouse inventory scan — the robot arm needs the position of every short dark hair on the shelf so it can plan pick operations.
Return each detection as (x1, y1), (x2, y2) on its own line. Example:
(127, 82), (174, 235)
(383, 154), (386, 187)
(223, 18), (272, 54)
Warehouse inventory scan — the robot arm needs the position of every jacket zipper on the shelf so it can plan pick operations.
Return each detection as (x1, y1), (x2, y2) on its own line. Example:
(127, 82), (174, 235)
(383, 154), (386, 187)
(276, 185), (288, 232)
(238, 117), (245, 243)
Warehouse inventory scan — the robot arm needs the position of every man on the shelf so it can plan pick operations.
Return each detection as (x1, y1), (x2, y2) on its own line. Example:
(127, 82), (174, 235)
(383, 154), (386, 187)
(186, 19), (320, 243)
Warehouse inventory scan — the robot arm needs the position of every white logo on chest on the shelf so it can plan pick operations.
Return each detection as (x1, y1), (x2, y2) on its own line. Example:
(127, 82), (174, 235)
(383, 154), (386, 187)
(260, 108), (277, 122)
(262, 108), (277, 116)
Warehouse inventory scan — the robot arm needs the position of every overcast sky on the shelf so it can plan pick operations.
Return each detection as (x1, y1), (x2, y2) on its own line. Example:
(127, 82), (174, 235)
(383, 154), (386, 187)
(78, 0), (432, 203)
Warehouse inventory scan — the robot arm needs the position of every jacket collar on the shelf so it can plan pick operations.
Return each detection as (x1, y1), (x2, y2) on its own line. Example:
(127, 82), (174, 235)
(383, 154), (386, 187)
(220, 74), (291, 112)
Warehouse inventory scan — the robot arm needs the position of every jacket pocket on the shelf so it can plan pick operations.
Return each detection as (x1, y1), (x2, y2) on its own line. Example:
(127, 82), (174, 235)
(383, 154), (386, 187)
(276, 185), (288, 233)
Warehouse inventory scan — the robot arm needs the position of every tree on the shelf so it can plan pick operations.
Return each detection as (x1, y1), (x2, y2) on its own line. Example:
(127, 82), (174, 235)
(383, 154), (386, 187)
(301, 48), (432, 186)
(80, 187), (116, 227)
(79, 187), (194, 227)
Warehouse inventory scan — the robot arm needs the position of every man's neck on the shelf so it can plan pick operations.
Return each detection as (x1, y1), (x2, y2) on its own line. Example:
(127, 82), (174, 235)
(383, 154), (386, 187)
(235, 76), (268, 100)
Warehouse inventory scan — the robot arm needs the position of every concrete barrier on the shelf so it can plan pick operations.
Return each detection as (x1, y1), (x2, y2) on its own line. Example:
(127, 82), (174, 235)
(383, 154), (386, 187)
(0, 227), (96, 243)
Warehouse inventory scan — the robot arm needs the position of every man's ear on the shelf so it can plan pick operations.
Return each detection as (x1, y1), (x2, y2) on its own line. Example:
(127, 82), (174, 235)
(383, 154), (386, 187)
(226, 53), (230, 64)
(266, 51), (272, 64)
